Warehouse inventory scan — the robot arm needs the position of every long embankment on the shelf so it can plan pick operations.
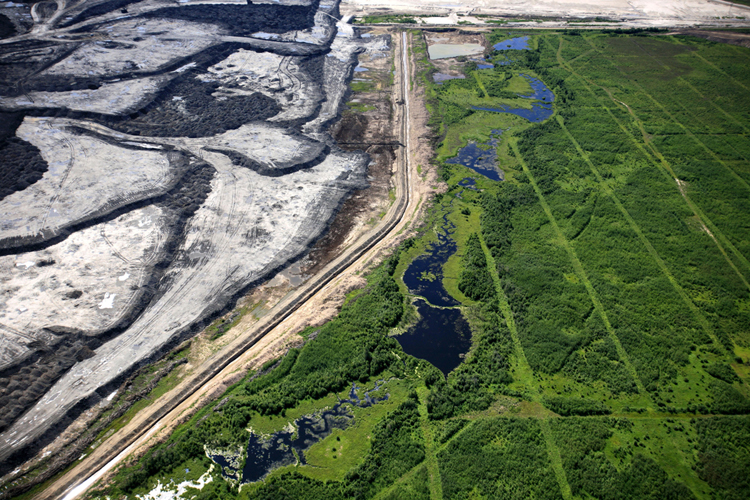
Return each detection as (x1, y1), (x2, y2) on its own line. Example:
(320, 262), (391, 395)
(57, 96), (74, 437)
(37, 30), (415, 500)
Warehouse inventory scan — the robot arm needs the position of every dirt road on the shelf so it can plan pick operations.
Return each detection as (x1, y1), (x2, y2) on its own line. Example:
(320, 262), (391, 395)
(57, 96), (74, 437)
(35, 29), (429, 500)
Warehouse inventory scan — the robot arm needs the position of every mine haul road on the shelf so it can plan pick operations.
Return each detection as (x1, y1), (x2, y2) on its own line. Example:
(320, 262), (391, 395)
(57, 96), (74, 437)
(36, 30), (416, 500)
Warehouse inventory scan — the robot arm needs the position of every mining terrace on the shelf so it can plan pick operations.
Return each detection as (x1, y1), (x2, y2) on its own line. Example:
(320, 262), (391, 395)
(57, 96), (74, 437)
(0, 0), (397, 476)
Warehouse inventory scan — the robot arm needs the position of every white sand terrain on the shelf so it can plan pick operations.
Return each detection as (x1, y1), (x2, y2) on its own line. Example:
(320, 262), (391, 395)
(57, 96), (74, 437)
(342, 0), (750, 27)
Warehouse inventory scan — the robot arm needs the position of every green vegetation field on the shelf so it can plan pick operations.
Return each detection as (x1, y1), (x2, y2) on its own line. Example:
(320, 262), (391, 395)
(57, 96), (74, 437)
(87, 30), (750, 500)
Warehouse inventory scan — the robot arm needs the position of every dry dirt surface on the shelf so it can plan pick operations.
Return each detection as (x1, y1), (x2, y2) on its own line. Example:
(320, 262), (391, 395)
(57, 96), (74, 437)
(342, 0), (750, 28)
(673, 28), (750, 47)
(0, 0), (396, 477)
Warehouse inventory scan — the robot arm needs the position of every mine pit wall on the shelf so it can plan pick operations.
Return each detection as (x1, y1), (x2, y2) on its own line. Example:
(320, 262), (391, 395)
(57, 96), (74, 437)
(0, 5), (333, 440)
(0, 40), (376, 484)
(0, 155), (216, 438)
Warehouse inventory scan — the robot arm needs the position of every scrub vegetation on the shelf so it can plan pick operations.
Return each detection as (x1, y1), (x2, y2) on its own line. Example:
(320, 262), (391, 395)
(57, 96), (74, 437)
(89, 29), (750, 500)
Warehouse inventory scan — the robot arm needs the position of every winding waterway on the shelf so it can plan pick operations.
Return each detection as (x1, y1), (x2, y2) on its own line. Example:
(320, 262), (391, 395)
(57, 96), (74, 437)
(210, 381), (389, 483)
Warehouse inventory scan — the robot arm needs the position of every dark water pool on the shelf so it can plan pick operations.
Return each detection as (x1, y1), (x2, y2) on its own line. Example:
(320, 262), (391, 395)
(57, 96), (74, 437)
(396, 299), (472, 375)
(493, 36), (530, 51)
(472, 102), (553, 122)
(433, 72), (466, 83)
(471, 74), (555, 123)
(477, 63), (494, 69)
(458, 177), (478, 190)
(446, 129), (505, 181)
(398, 209), (472, 375)
(210, 381), (389, 483)
(402, 213), (459, 307)
(519, 74), (555, 102)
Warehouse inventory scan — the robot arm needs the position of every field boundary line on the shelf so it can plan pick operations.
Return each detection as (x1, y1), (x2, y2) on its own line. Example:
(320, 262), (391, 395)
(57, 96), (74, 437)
(417, 386), (443, 500)
(686, 49), (750, 93)
(509, 140), (647, 397)
(626, 36), (750, 135)
(601, 107), (750, 291)
(581, 36), (750, 195)
(555, 36), (750, 289)
(555, 115), (729, 357)
(477, 231), (573, 500)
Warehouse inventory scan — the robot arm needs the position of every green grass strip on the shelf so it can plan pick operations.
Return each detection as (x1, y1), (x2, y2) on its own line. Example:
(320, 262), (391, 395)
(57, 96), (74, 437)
(509, 139), (648, 398)
(477, 230), (573, 500)
(417, 386), (444, 500)
(555, 115), (730, 358)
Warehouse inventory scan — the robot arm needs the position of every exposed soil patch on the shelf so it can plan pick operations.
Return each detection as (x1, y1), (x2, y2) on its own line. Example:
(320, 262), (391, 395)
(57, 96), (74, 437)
(305, 33), (397, 275)
(673, 29), (750, 49)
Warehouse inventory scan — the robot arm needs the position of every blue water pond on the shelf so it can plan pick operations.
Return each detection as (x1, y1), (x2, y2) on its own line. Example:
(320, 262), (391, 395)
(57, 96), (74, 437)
(402, 212), (459, 308)
(446, 134), (504, 181)
(398, 211), (472, 375)
(471, 74), (555, 123)
(398, 299), (472, 375)
(518, 74), (555, 102)
(472, 102), (553, 123)
(211, 382), (389, 483)
(493, 36), (530, 51)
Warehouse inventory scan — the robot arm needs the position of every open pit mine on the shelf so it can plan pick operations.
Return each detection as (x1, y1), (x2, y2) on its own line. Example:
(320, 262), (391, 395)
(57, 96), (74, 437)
(0, 0), (380, 471)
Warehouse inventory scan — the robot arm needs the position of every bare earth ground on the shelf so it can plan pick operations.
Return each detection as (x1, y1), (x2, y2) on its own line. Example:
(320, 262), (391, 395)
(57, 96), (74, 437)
(672, 28), (750, 47)
(341, 0), (750, 28)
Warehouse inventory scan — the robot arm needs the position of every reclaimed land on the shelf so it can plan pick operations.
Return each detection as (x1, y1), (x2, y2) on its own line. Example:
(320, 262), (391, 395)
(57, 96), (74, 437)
(84, 29), (749, 500)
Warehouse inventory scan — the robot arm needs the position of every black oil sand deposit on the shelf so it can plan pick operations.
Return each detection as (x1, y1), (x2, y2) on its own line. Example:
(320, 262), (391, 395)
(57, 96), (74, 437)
(0, 158), (216, 438)
(0, 14), (16, 39)
(208, 143), (330, 178)
(0, 0), (368, 480)
(101, 77), (281, 138)
(211, 381), (389, 483)
(0, 137), (48, 202)
(0, 338), (94, 434)
(139, 1), (321, 36)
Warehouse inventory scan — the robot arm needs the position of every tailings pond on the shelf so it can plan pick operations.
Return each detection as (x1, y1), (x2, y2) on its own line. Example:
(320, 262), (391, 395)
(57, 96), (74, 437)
(428, 43), (484, 60)
(399, 210), (471, 375)
(210, 381), (389, 483)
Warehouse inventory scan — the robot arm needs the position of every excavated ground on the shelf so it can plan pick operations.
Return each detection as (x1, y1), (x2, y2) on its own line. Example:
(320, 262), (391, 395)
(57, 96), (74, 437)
(0, 0), (390, 477)
(341, 0), (750, 29)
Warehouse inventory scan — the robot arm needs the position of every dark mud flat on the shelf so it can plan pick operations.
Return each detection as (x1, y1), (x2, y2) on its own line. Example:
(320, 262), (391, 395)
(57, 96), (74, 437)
(211, 382), (389, 483)
(305, 54), (395, 275)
